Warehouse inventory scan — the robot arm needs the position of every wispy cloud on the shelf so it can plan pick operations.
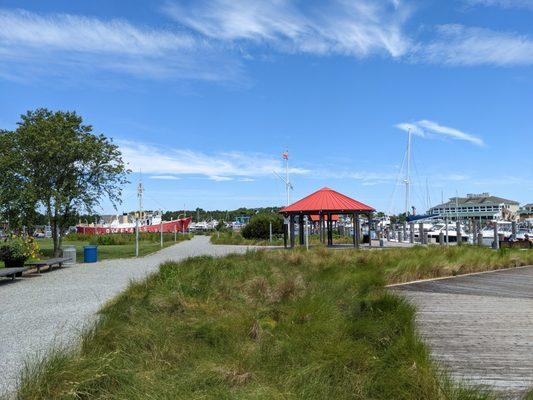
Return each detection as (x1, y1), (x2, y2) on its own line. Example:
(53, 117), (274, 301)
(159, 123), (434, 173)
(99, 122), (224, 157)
(415, 24), (533, 66)
(120, 140), (309, 181)
(395, 119), (485, 146)
(463, 0), (533, 9)
(149, 175), (181, 180)
(0, 8), (241, 82)
(163, 0), (412, 58)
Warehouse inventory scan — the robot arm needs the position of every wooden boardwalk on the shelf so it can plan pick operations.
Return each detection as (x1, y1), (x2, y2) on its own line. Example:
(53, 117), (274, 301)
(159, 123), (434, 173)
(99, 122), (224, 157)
(395, 266), (533, 399)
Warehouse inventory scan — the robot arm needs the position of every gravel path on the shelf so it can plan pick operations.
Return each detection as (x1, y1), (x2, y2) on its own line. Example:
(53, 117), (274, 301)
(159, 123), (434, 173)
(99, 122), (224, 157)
(0, 236), (264, 396)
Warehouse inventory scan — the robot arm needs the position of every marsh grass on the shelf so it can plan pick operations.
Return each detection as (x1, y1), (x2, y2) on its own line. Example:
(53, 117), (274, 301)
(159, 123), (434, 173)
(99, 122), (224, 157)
(13, 246), (526, 399)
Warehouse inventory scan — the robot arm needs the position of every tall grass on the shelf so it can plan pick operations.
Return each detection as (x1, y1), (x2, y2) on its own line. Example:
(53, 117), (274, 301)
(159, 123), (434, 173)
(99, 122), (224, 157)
(13, 247), (519, 399)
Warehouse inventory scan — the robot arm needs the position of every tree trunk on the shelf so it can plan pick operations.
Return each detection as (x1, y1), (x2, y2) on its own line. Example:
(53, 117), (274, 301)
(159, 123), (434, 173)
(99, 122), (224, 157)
(51, 218), (61, 257)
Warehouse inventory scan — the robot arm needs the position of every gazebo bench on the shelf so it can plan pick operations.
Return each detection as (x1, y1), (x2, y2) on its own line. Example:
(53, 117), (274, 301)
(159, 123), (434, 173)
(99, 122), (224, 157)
(0, 267), (28, 280)
(25, 257), (71, 273)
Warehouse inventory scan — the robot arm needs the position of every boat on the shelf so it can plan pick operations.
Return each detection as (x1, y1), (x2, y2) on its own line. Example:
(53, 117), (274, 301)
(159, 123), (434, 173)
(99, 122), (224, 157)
(76, 211), (191, 234)
(76, 179), (191, 234)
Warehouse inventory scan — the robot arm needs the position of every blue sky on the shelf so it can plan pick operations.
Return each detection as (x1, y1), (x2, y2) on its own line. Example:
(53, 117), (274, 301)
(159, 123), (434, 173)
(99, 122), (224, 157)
(1, 0), (532, 215)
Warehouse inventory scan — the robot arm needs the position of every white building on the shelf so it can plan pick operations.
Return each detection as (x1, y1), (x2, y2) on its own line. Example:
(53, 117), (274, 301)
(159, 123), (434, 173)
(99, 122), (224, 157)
(428, 193), (520, 221)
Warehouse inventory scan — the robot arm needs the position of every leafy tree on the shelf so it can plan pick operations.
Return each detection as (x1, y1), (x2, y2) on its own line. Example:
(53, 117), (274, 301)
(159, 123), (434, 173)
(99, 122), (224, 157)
(0, 109), (129, 255)
(241, 213), (283, 240)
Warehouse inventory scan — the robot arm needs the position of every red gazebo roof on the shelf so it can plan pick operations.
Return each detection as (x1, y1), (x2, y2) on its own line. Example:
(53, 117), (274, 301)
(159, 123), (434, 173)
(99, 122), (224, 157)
(280, 187), (375, 214)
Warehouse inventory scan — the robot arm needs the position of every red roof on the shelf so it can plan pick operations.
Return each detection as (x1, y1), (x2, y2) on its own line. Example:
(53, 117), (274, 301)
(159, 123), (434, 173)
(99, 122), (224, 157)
(280, 187), (375, 214)
(309, 214), (339, 222)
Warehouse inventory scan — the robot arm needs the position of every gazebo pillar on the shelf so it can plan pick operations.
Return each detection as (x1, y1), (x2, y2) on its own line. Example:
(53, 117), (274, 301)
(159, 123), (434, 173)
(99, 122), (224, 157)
(355, 214), (361, 247)
(289, 214), (295, 248)
(327, 213), (333, 246)
(299, 214), (305, 246)
(319, 213), (324, 243)
(367, 213), (373, 247)
(352, 213), (359, 248)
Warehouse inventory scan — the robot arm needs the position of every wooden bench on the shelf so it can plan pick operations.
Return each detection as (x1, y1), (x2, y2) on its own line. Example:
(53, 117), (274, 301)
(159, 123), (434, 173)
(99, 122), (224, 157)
(0, 267), (28, 280)
(25, 257), (71, 273)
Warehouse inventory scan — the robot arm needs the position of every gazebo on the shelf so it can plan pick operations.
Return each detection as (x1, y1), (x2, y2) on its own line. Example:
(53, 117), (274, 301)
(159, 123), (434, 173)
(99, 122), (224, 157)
(279, 187), (375, 248)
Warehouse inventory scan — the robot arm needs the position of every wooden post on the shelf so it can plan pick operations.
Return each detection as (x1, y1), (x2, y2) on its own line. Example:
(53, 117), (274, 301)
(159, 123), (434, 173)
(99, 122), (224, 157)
(352, 214), (357, 248)
(290, 215), (295, 248)
(355, 214), (360, 249)
(402, 222), (407, 243)
(439, 231), (444, 246)
(477, 232), (483, 247)
(456, 221), (462, 245)
(328, 214), (333, 247)
(409, 223), (415, 243)
(368, 214), (373, 247)
(512, 220), (517, 241)
(299, 215), (305, 246)
(493, 222), (499, 249)
(283, 216), (288, 248)
(318, 214), (322, 243)
(419, 222), (424, 244)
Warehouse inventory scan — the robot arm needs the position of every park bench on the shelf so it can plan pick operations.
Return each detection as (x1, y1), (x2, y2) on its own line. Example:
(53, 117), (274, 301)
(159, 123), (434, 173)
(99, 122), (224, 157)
(25, 257), (71, 273)
(0, 267), (28, 280)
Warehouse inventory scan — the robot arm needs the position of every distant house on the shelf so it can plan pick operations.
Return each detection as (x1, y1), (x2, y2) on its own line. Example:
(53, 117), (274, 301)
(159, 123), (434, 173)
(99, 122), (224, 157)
(428, 193), (520, 221)
(519, 204), (533, 221)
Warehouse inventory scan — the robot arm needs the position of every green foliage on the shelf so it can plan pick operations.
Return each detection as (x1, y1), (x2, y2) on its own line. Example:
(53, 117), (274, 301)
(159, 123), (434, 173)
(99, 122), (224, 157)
(241, 213), (283, 240)
(0, 235), (39, 261)
(163, 207), (281, 223)
(14, 248), (512, 399)
(0, 109), (130, 256)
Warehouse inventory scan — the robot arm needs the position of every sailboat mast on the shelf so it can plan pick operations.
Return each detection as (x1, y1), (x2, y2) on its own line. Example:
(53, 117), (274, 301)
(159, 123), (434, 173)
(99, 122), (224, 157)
(404, 129), (412, 216)
(284, 150), (290, 206)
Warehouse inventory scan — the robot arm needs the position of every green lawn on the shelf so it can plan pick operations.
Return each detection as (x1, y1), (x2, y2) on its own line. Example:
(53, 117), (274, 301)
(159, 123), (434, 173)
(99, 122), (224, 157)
(35, 234), (192, 262)
(15, 246), (533, 399)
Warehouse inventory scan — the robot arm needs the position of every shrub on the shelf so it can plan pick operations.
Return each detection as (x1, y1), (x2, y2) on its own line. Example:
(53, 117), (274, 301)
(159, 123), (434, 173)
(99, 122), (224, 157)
(0, 235), (39, 263)
(241, 213), (283, 240)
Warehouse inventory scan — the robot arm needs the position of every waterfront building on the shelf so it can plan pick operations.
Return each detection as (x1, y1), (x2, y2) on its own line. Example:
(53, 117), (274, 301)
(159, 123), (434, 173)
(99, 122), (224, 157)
(519, 204), (533, 221)
(428, 193), (520, 221)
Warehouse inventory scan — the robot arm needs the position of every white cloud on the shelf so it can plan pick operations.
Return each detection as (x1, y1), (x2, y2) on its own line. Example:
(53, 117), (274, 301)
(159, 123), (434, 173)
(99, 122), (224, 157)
(119, 140), (310, 180)
(0, 8), (241, 82)
(395, 119), (485, 146)
(209, 175), (233, 181)
(415, 24), (533, 66)
(149, 175), (181, 180)
(163, 0), (412, 58)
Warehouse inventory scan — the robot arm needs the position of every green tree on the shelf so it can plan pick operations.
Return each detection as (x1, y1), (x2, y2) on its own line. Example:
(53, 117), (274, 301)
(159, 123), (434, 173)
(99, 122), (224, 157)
(0, 109), (129, 255)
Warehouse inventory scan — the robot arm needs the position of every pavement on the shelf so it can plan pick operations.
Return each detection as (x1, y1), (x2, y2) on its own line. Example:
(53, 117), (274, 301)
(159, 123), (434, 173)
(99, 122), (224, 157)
(0, 236), (264, 396)
(395, 266), (533, 399)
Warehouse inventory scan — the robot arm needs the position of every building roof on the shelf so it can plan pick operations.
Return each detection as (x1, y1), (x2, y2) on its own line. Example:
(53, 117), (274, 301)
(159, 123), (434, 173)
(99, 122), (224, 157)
(280, 187), (375, 214)
(430, 193), (519, 209)
(522, 203), (533, 208)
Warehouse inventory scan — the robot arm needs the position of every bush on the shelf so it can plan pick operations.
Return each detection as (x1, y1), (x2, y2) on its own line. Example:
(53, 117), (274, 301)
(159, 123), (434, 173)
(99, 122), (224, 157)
(0, 235), (39, 263)
(241, 213), (283, 240)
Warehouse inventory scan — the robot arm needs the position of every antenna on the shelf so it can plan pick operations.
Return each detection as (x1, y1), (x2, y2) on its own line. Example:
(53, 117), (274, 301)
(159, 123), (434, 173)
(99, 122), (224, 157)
(275, 150), (293, 206)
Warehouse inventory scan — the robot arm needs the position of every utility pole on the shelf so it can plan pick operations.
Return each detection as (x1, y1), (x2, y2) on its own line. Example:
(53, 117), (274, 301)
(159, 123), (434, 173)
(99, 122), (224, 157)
(135, 218), (139, 257)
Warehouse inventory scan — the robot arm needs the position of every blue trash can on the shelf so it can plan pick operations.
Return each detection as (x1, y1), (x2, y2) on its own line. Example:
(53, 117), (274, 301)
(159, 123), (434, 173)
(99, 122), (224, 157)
(83, 245), (98, 263)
